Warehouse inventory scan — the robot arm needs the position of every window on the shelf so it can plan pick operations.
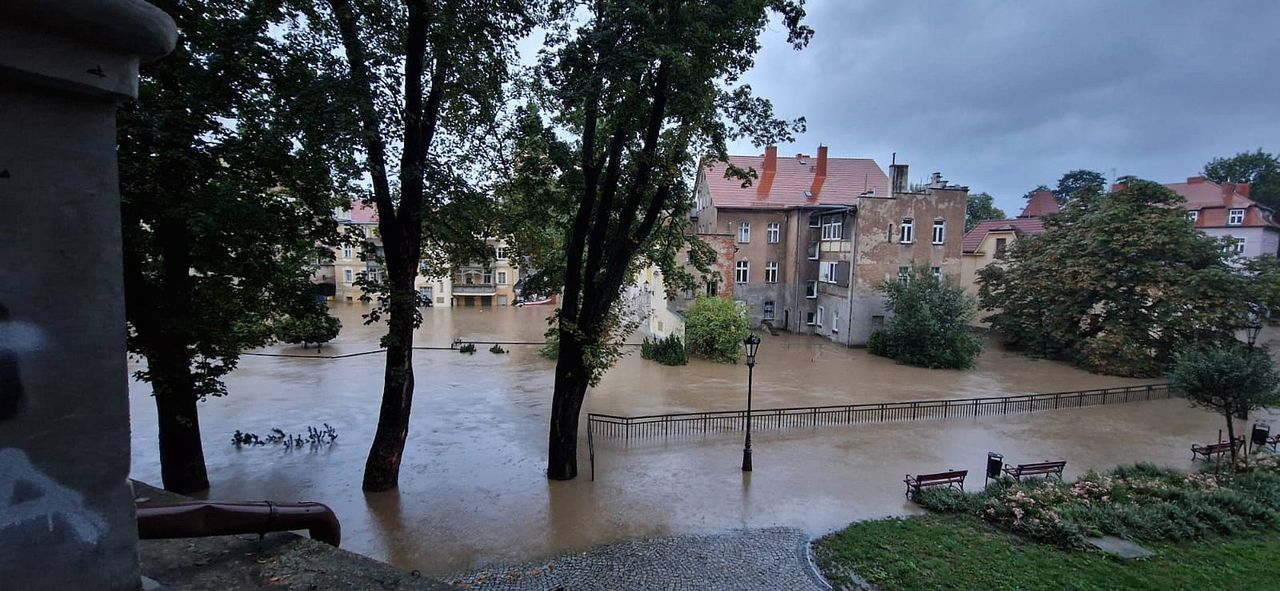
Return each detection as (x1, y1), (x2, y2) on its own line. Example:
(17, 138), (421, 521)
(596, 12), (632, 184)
(932, 220), (945, 244)
(806, 312), (816, 325)
(767, 222), (780, 243)
(495, 246), (508, 260)
(738, 221), (751, 243)
(832, 311), (839, 333)
(819, 261), (838, 284)
(343, 269), (354, 284)
(821, 215), (843, 241)
(497, 271), (508, 285)
(735, 260), (749, 284)
(342, 246), (353, 260)
(705, 281), (718, 297)
(765, 261), (778, 283)
(763, 301), (775, 321)
(807, 241), (819, 260)
(887, 223), (894, 242)
(482, 269), (493, 284)
(816, 306), (825, 327)
(898, 266), (910, 283)
(808, 216), (821, 228)
(1186, 210), (1199, 223)
(1228, 209), (1245, 225)
(806, 280), (818, 298)
(1233, 238), (1247, 255)
(900, 218), (914, 244)
(931, 267), (942, 281)
(995, 237), (1008, 256)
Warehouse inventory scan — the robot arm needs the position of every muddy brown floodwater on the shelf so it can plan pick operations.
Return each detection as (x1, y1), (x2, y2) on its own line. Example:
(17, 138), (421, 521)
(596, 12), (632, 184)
(128, 303), (1277, 575)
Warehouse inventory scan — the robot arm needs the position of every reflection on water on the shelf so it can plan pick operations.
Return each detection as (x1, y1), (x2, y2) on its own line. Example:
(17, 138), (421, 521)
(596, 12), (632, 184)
(127, 303), (1266, 575)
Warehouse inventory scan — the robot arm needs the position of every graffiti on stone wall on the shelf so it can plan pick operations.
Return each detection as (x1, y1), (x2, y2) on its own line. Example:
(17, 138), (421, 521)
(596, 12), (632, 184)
(0, 303), (45, 421)
(0, 448), (106, 544)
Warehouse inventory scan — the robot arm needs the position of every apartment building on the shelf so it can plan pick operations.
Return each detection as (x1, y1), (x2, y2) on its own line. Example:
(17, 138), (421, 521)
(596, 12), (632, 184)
(1165, 176), (1280, 258)
(690, 145), (968, 345)
(315, 202), (451, 305)
(958, 189), (1057, 297)
(450, 238), (521, 307)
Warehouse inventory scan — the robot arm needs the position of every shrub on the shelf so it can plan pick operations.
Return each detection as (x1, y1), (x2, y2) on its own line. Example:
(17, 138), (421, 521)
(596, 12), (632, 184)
(489, 344), (507, 354)
(914, 488), (983, 514)
(458, 342), (476, 354)
(275, 310), (341, 349)
(866, 330), (889, 356)
(876, 266), (982, 369)
(684, 296), (750, 363)
(640, 334), (687, 366)
(539, 331), (559, 360)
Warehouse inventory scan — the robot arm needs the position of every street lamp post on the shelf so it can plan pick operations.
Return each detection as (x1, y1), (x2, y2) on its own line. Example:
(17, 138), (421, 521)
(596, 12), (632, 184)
(742, 334), (760, 472)
(1238, 308), (1265, 422)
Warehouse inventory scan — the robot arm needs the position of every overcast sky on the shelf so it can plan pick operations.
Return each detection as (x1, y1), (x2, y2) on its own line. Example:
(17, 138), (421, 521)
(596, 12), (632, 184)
(723, 0), (1280, 215)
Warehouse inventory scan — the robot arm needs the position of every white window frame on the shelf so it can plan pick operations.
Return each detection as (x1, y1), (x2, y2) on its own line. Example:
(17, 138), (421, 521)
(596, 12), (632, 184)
(482, 269), (494, 284)
(932, 220), (945, 244)
(805, 280), (818, 298)
(931, 267), (942, 281)
(816, 306), (825, 328)
(821, 215), (843, 241)
(497, 270), (508, 285)
(764, 261), (778, 284)
(763, 301), (775, 321)
(1228, 209), (1245, 225)
(342, 246), (353, 260)
(807, 241), (819, 260)
(900, 218), (914, 244)
(495, 246), (508, 260)
(767, 222), (780, 244)
(738, 221), (751, 243)
(735, 260), (749, 284)
(343, 269), (354, 284)
(806, 312), (816, 326)
(832, 310), (839, 333)
(898, 266), (911, 284)
(1186, 210), (1199, 222)
(819, 261), (838, 284)
(1233, 238), (1247, 255)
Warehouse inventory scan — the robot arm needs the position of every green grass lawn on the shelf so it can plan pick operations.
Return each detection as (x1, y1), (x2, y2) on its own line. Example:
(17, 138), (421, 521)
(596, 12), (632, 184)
(813, 514), (1280, 591)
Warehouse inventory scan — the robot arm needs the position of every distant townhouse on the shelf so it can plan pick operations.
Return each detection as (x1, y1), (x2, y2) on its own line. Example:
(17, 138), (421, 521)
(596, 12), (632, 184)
(958, 189), (1058, 297)
(450, 238), (522, 307)
(683, 145), (968, 346)
(315, 202), (450, 305)
(1165, 176), (1280, 258)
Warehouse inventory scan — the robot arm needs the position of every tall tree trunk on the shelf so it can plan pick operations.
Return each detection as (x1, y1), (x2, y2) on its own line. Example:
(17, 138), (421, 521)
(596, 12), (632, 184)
(547, 331), (590, 480)
(362, 280), (417, 491)
(149, 348), (208, 493)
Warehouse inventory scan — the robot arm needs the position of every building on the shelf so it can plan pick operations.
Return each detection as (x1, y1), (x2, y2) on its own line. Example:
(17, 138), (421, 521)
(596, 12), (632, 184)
(1165, 176), (1280, 258)
(450, 238), (522, 306)
(688, 145), (968, 346)
(958, 190), (1058, 297)
(315, 202), (451, 304)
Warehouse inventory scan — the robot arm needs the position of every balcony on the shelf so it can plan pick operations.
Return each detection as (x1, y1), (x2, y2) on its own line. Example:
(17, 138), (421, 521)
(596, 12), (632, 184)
(453, 283), (496, 296)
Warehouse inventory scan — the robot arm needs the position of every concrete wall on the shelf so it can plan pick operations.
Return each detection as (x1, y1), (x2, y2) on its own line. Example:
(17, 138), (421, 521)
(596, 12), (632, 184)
(0, 2), (175, 589)
(1203, 226), (1278, 259)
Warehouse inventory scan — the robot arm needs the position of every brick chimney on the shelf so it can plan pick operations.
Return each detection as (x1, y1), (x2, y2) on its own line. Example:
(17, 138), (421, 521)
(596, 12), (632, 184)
(1239, 183), (1251, 198)
(757, 145), (777, 195)
(809, 145), (828, 197)
(1222, 182), (1237, 207)
(890, 163), (908, 194)
(1187, 176), (1206, 184)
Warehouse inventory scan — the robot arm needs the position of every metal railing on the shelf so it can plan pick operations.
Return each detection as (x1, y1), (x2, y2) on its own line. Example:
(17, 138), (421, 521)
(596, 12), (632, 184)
(587, 383), (1171, 442)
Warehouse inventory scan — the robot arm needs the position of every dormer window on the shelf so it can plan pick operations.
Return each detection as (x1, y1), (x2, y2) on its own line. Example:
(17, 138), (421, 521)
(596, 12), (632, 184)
(1228, 209), (1245, 225)
(1186, 210), (1199, 223)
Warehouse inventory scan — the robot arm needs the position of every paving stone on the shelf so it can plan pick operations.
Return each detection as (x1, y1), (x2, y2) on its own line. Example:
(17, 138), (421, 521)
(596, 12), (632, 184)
(446, 527), (830, 591)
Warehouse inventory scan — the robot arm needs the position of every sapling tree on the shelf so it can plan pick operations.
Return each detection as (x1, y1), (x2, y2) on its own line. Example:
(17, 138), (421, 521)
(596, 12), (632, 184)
(1168, 346), (1280, 468)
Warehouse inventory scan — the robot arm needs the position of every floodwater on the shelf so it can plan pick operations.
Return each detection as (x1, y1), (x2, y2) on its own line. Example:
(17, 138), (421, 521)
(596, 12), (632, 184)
(127, 303), (1271, 575)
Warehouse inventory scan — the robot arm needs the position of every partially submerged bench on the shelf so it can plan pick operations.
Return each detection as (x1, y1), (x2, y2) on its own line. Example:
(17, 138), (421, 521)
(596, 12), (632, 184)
(904, 469), (967, 498)
(1191, 437), (1243, 462)
(1002, 460), (1066, 481)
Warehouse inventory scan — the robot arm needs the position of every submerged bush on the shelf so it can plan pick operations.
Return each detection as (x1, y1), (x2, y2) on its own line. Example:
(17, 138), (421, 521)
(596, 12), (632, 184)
(640, 334), (687, 366)
(684, 297), (749, 363)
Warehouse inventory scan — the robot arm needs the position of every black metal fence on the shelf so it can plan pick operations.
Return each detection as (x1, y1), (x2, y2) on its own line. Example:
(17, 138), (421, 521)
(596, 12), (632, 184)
(587, 383), (1172, 442)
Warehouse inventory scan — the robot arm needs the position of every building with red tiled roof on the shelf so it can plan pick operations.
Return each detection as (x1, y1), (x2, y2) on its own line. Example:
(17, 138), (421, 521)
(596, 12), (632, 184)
(958, 192), (1058, 298)
(681, 145), (968, 346)
(1164, 176), (1280, 258)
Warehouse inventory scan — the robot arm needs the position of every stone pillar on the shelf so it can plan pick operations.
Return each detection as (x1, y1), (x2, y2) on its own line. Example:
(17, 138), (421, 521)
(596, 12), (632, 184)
(0, 2), (175, 589)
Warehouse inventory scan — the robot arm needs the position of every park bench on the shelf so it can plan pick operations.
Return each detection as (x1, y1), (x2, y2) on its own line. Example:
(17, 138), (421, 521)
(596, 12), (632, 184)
(1002, 460), (1067, 481)
(1191, 437), (1244, 462)
(904, 469), (967, 498)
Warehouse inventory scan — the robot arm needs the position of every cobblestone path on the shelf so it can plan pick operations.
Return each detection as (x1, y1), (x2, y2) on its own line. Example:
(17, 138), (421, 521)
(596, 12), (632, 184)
(446, 527), (830, 591)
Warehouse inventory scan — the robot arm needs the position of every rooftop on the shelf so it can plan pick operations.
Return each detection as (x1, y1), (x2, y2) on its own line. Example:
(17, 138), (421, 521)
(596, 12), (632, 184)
(1164, 176), (1278, 229)
(701, 146), (889, 209)
(962, 218), (1046, 254)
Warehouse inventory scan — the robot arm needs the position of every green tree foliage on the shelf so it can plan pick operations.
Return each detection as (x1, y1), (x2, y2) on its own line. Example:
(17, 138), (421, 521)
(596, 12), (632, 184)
(979, 180), (1246, 377)
(1168, 347), (1280, 467)
(640, 334), (688, 366)
(869, 266), (982, 369)
(294, 0), (536, 491)
(965, 192), (1007, 232)
(118, 0), (355, 492)
(1054, 169), (1107, 205)
(684, 298), (750, 364)
(1020, 184), (1052, 201)
(1242, 256), (1280, 314)
(275, 310), (342, 349)
(535, 0), (812, 480)
(1204, 149), (1280, 211)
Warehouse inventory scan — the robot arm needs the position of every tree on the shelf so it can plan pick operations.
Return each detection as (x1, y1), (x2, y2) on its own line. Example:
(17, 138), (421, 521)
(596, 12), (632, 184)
(1204, 149), (1280, 211)
(684, 297), (751, 363)
(298, 0), (535, 491)
(276, 311), (342, 349)
(1053, 169), (1107, 205)
(979, 180), (1246, 377)
(1168, 346), (1280, 467)
(118, 1), (354, 493)
(965, 192), (1007, 232)
(536, 0), (812, 480)
(869, 266), (982, 369)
